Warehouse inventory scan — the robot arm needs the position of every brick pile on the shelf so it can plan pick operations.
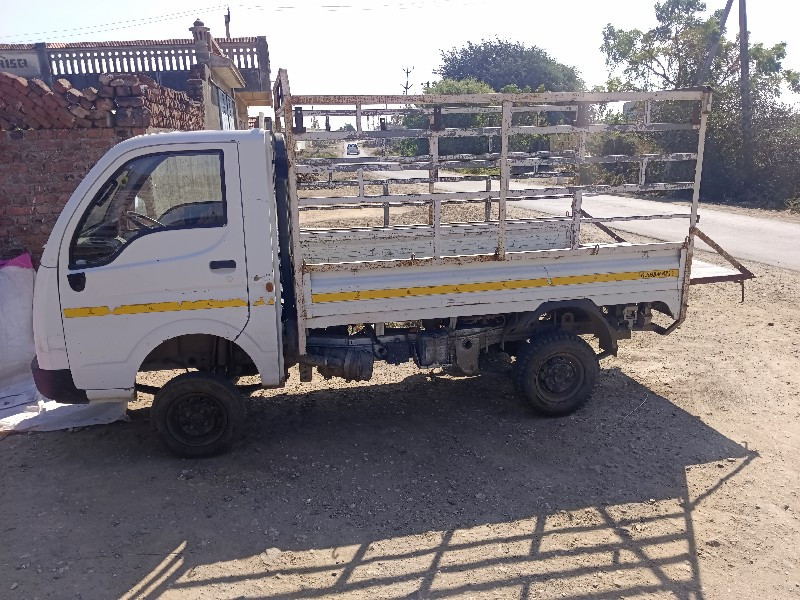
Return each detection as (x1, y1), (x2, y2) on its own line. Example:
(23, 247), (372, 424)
(0, 72), (204, 131)
(0, 127), (153, 262)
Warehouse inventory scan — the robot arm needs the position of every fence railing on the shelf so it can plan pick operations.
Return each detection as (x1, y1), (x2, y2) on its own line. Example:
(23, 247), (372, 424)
(49, 47), (198, 76)
(44, 38), (268, 90)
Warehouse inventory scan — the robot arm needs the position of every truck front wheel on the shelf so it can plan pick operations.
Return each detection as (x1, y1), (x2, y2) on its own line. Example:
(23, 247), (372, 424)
(513, 332), (598, 416)
(151, 372), (244, 457)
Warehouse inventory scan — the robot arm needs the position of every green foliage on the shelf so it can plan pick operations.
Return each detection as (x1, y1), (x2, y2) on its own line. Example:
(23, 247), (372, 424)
(337, 123), (356, 132)
(703, 86), (800, 205)
(602, 1), (799, 92)
(436, 39), (583, 92)
(601, 0), (800, 206)
(396, 78), (576, 159)
(398, 79), (495, 157)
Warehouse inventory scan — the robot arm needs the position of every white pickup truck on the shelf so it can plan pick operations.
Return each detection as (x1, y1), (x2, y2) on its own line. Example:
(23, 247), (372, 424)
(31, 69), (751, 455)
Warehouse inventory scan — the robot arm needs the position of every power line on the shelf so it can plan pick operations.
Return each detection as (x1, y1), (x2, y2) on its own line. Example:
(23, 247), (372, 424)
(0, 5), (227, 41)
(2, 0), (480, 44)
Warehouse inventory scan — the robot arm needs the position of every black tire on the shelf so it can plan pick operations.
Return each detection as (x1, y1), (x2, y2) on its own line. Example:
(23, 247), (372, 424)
(513, 332), (598, 416)
(151, 372), (244, 457)
(509, 340), (530, 393)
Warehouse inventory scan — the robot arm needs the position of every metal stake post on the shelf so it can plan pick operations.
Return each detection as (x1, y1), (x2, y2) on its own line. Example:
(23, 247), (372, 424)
(278, 69), (308, 355)
(497, 100), (511, 258)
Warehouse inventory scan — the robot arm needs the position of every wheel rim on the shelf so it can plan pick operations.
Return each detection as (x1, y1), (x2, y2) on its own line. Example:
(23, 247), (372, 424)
(534, 352), (585, 404)
(165, 393), (228, 447)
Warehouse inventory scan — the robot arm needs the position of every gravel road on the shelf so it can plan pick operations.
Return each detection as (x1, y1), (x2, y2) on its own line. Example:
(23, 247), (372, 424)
(1, 206), (798, 599)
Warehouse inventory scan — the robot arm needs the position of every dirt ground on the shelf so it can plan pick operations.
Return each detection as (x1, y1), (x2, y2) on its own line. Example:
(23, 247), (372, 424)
(1, 205), (799, 599)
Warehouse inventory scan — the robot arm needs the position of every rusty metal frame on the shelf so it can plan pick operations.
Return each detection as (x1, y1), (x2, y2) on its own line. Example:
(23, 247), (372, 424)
(690, 227), (755, 284)
(273, 69), (713, 354)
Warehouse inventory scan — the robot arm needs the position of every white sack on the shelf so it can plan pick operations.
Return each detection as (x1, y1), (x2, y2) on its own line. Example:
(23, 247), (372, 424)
(0, 262), (35, 386)
(0, 255), (127, 432)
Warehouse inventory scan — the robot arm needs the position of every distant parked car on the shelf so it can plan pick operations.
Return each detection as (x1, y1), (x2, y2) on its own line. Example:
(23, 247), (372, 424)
(346, 143), (360, 155)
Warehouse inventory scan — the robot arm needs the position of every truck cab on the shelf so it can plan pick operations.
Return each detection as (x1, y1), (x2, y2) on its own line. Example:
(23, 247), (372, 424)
(32, 130), (286, 412)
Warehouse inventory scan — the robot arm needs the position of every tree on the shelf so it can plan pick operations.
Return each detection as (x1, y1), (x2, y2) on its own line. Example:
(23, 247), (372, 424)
(436, 39), (583, 92)
(397, 78), (574, 160)
(601, 0), (800, 206)
(601, 0), (799, 91)
(398, 78), (495, 157)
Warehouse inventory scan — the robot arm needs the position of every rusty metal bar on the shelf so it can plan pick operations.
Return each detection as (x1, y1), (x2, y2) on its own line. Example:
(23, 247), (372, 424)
(497, 100), (512, 257)
(691, 92), (712, 229)
(580, 214), (690, 223)
(571, 191), (583, 249)
(691, 227), (755, 279)
(429, 120), (439, 227)
(383, 182), (390, 227)
(433, 197), (442, 259)
(296, 152), (696, 171)
(290, 90), (707, 105)
(300, 241), (687, 272)
(676, 91), (713, 325)
(295, 186), (697, 207)
(579, 209), (627, 243)
(298, 176), (491, 187)
(572, 104), (589, 248)
(299, 105), (579, 116)
(294, 121), (699, 142)
(485, 177), (492, 221)
(510, 123), (700, 135)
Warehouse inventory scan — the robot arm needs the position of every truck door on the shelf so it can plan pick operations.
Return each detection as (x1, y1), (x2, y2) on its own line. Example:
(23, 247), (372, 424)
(58, 143), (249, 391)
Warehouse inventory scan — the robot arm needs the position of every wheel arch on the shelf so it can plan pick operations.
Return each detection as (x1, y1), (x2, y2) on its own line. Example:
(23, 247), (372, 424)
(130, 319), (275, 384)
(505, 299), (619, 354)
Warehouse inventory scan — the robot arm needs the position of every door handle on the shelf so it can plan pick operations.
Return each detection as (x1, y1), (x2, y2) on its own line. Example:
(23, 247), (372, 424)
(67, 272), (86, 292)
(209, 260), (236, 270)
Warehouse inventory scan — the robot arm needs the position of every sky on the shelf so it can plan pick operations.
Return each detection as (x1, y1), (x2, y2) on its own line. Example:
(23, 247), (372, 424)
(2, 0), (798, 104)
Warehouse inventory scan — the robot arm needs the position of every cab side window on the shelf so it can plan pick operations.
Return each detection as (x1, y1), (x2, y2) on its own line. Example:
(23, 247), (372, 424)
(69, 151), (226, 268)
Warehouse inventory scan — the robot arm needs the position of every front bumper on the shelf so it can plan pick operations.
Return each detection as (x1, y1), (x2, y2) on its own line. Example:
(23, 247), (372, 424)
(31, 357), (88, 404)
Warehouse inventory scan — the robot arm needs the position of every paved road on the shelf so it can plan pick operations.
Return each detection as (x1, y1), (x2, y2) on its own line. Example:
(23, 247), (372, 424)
(366, 167), (800, 271)
(520, 193), (800, 271)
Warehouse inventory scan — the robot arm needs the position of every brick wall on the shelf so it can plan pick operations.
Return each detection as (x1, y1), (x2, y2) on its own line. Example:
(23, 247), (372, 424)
(0, 127), (150, 263)
(0, 70), (209, 264)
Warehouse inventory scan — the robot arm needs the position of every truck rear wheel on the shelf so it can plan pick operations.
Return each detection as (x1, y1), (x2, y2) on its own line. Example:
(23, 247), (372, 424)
(151, 372), (244, 457)
(513, 332), (598, 416)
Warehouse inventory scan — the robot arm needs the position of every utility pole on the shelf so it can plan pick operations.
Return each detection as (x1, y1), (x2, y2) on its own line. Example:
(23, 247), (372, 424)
(696, 0), (734, 86)
(402, 67), (414, 95)
(739, 0), (754, 183)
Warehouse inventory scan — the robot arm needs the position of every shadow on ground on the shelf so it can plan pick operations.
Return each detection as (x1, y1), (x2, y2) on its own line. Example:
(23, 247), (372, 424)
(0, 366), (752, 599)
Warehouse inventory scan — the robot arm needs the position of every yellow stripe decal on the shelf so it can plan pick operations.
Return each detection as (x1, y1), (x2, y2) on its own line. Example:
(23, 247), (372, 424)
(311, 269), (679, 304)
(252, 297), (276, 307)
(63, 270), (678, 315)
(64, 297), (250, 319)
